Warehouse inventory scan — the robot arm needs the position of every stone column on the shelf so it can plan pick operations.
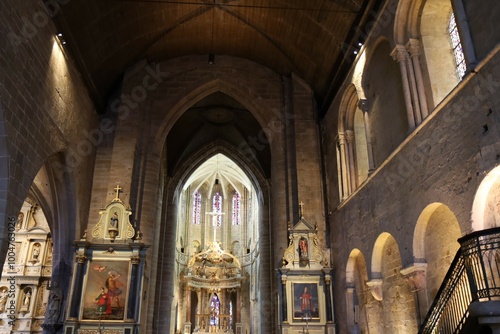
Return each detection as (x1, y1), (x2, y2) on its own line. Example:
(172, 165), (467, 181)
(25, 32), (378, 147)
(185, 287), (191, 324)
(345, 286), (356, 333)
(68, 247), (88, 319)
(401, 264), (428, 325)
(450, 0), (478, 72)
(337, 133), (351, 198)
(127, 255), (140, 320)
(404, 49), (422, 125)
(407, 39), (429, 120)
(345, 130), (357, 191)
(392, 45), (416, 131)
(358, 99), (375, 173)
(324, 272), (333, 323)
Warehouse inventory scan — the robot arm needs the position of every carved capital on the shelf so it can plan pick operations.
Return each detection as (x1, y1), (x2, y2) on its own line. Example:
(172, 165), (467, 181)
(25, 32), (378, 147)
(366, 279), (383, 301)
(338, 132), (346, 145)
(406, 38), (421, 57)
(75, 254), (87, 264)
(131, 255), (141, 265)
(391, 44), (408, 62)
(345, 130), (354, 142)
(401, 263), (428, 291)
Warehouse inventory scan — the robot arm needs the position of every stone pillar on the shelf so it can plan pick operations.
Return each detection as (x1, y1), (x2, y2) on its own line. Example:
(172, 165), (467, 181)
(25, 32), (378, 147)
(358, 99), (375, 173)
(407, 39), (429, 120)
(337, 133), (351, 198)
(345, 130), (357, 191)
(154, 202), (178, 333)
(450, 0), (478, 72)
(280, 270), (288, 323)
(401, 264), (428, 325)
(185, 287), (192, 324)
(345, 286), (356, 333)
(68, 247), (88, 319)
(404, 48), (422, 125)
(324, 272), (333, 323)
(127, 254), (140, 320)
(392, 45), (416, 131)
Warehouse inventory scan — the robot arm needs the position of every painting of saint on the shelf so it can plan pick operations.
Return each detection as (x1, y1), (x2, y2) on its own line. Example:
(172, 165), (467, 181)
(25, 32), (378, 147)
(293, 283), (320, 321)
(82, 260), (129, 320)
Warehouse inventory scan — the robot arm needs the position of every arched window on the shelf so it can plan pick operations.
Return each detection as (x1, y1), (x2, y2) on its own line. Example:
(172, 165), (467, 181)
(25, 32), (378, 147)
(212, 192), (222, 226)
(448, 12), (466, 80)
(232, 192), (241, 225)
(192, 190), (201, 224)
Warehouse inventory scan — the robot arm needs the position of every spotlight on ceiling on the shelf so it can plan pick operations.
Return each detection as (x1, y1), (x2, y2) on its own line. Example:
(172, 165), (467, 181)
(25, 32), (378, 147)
(208, 53), (215, 65)
(56, 33), (66, 45)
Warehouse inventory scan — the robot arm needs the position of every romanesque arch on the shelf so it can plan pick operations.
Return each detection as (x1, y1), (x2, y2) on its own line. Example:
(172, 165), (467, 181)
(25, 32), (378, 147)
(471, 165), (500, 231)
(413, 203), (461, 312)
(345, 249), (370, 334)
(370, 232), (417, 333)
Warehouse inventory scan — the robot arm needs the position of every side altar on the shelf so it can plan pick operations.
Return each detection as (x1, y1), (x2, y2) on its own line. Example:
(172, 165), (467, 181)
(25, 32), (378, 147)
(64, 186), (149, 334)
(278, 203), (335, 334)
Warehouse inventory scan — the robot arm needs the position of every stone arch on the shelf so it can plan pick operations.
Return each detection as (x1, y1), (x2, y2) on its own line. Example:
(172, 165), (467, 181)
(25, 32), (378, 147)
(362, 37), (408, 167)
(345, 249), (370, 334)
(472, 165), (500, 231)
(338, 84), (370, 193)
(413, 203), (460, 304)
(153, 77), (277, 154)
(370, 232), (418, 333)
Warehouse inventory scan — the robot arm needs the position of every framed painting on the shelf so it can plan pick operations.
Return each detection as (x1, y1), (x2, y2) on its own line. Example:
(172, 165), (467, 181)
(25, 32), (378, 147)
(81, 260), (130, 320)
(292, 283), (320, 322)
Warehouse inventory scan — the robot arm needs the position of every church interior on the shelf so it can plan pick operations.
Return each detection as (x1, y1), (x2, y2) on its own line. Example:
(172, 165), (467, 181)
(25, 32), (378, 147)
(0, 0), (499, 333)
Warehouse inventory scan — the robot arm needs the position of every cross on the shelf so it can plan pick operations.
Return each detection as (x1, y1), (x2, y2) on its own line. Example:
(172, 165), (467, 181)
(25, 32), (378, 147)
(206, 211), (225, 240)
(299, 201), (305, 218)
(114, 185), (122, 200)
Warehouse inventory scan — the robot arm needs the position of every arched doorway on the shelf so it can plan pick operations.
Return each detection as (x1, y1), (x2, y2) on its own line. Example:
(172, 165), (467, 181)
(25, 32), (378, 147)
(174, 153), (260, 334)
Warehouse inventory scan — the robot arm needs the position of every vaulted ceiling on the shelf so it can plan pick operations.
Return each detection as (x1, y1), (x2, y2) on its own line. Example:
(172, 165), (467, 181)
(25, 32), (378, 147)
(54, 0), (381, 114)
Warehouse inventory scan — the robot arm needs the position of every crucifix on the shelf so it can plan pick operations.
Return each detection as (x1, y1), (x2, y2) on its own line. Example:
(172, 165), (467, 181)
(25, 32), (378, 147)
(206, 210), (225, 241)
(299, 201), (305, 218)
(114, 185), (122, 201)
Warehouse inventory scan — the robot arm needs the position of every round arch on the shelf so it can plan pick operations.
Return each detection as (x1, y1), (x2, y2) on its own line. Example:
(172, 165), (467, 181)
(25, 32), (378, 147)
(370, 232), (393, 277)
(471, 165), (500, 231)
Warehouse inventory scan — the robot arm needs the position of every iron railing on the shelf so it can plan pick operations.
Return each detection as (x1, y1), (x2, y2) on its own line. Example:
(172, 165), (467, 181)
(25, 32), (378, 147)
(419, 227), (500, 334)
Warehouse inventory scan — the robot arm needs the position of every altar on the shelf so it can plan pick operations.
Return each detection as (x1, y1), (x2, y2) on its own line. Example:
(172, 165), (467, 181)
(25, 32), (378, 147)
(193, 328), (234, 334)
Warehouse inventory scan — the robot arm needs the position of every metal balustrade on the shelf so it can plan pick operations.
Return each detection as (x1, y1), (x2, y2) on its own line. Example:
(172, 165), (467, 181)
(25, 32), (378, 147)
(419, 227), (500, 334)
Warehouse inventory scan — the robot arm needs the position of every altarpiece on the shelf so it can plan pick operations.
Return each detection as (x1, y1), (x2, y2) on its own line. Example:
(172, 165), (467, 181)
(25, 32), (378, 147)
(64, 186), (149, 334)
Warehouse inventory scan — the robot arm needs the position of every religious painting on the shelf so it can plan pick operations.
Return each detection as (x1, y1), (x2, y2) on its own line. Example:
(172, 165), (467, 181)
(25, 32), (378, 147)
(81, 260), (129, 320)
(292, 283), (320, 322)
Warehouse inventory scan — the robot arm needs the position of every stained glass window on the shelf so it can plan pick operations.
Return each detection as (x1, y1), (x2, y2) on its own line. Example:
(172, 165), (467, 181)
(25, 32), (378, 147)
(212, 192), (222, 226)
(232, 192), (241, 225)
(192, 190), (201, 224)
(209, 294), (220, 326)
(449, 12), (466, 80)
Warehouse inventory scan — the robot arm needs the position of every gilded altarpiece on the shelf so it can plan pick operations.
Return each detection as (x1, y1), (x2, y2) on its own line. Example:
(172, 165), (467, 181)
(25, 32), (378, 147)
(278, 214), (335, 334)
(64, 187), (149, 334)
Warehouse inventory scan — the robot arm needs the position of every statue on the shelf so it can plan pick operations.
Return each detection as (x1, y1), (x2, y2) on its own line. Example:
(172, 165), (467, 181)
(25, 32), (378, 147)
(45, 286), (63, 324)
(0, 288), (8, 313)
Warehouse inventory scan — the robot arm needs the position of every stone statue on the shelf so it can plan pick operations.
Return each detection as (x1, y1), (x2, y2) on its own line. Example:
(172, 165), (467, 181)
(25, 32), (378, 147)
(45, 287), (63, 324)
(0, 288), (8, 313)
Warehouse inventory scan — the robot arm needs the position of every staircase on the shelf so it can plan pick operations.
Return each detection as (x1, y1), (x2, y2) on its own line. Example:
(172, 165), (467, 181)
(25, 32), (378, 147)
(419, 227), (500, 334)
